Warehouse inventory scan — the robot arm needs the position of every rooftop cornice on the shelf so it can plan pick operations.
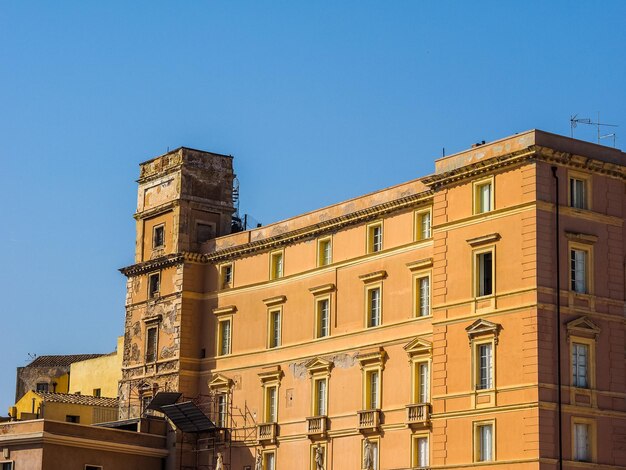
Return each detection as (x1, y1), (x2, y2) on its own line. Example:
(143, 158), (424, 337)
(535, 146), (626, 180)
(204, 189), (433, 263)
(119, 253), (186, 277)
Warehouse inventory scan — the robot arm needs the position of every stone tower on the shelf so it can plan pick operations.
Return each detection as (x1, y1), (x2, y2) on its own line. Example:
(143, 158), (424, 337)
(118, 147), (234, 419)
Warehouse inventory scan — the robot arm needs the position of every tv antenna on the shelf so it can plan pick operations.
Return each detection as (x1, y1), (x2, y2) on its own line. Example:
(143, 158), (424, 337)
(570, 113), (618, 147)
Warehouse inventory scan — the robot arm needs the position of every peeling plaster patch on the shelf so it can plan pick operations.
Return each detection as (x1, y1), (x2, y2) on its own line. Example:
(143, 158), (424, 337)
(131, 343), (140, 362)
(132, 322), (141, 336)
(331, 353), (358, 369)
(271, 224), (288, 236)
(289, 362), (308, 380)
(342, 203), (356, 215)
(160, 346), (176, 359)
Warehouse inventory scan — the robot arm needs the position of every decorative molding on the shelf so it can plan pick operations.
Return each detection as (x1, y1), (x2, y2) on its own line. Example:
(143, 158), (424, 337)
(566, 316), (601, 342)
(404, 337), (433, 358)
(119, 254), (184, 277)
(258, 365), (283, 384)
(565, 232), (598, 245)
(466, 233), (501, 247)
(262, 295), (287, 307)
(357, 347), (386, 369)
(465, 319), (502, 345)
(212, 305), (237, 316)
(406, 258), (433, 271)
(359, 270), (387, 283)
(142, 314), (162, 324)
(309, 283), (336, 295)
(208, 374), (233, 390)
(133, 201), (178, 221)
(305, 357), (333, 375)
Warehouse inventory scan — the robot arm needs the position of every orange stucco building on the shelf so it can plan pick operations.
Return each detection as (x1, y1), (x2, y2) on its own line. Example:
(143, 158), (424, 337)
(118, 130), (626, 470)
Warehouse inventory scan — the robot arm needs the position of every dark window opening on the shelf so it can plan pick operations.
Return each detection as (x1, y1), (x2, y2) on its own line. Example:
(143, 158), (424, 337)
(153, 225), (165, 248)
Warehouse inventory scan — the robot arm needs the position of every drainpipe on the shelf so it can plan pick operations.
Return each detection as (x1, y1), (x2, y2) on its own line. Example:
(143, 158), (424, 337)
(551, 166), (563, 470)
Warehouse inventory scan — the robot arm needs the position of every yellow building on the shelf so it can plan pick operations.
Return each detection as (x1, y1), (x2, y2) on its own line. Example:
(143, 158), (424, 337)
(68, 336), (124, 398)
(119, 132), (626, 469)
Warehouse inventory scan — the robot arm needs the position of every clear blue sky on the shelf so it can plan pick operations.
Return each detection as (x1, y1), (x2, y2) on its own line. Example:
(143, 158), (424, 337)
(0, 1), (624, 413)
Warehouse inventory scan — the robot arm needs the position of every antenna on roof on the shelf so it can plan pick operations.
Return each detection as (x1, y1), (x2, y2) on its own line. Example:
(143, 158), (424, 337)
(570, 113), (618, 146)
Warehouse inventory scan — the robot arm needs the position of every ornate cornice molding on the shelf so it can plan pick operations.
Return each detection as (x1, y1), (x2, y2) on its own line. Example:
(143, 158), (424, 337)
(204, 190), (433, 263)
(535, 146), (626, 180)
(119, 254), (184, 277)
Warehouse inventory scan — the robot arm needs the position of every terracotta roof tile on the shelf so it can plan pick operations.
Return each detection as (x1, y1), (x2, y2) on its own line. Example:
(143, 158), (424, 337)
(27, 354), (105, 368)
(37, 392), (118, 408)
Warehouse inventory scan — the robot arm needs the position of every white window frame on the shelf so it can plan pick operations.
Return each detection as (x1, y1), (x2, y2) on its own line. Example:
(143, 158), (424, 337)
(473, 420), (495, 462)
(219, 263), (233, 289)
(216, 316), (232, 356)
(414, 272), (431, 317)
(411, 434), (429, 468)
(269, 250), (284, 280)
(314, 296), (331, 338)
(267, 307), (282, 349)
(570, 243), (592, 294)
(317, 236), (332, 267)
(568, 171), (591, 210)
(367, 221), (383, 253)
(414, 207), (432, 241)
(365, 284), (382, 328)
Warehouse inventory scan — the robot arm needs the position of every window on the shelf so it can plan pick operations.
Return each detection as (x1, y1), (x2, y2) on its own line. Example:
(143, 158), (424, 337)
(270, 251), (284, 280)
(474, 178), (493, 214)
(197, 223), (215, 243)
(264, 385), (278, 422)
(366, 286), (381, 327)
(146, 326), (158, 363)
(93, 388), (101, 398)
(66, 415), (80, 423)
(148, 272), (160, 298)
(36, 382), (49, 393)
(572, 342), (589, 388)
(475, 251), (493, 297)
(153, 224), (164, 248)
(315, 298), (330, 338)
(217, 318), (232, 356)
(569, 175), (589, 210)
(476, 343), (493, 390)
(414, 361), (429, 403)
(318, 237), (332, 266)
(367, 222), (383, 253)
(412, 435), (429, 468)
(313, 378), (327, 416)
(475, 422), (494, 462)
(216, 393), (227, 427)
(415, 209), (432, 241)
(415, 275), (430, 317)
(570, 248), (588, 293)
(268, 309), (282, 348)
(574, 423), (590, 461)
(1, 463), (14, 470)
(263, 451), (276, 470)
(85, 466), (103, 470)
(219, 263), (233, 289)
(365, 370), (380, 409)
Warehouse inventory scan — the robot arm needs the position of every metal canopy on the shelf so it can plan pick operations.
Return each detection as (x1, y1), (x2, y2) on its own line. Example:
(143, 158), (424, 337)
(161, 401), (216, 433)
(146, 391), (183, 412)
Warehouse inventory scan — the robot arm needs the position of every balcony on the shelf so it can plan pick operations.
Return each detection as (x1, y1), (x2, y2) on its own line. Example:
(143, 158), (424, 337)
(357, 409), (381, 432)
(257, 422), (278, 443)
(306, 415), (328, 437)
(406, 403), (431, 428)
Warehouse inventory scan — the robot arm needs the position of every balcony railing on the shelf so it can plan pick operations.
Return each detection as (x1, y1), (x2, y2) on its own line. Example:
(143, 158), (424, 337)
(306, 415), (328, 437)
(406, 403), (431, 427)
(357, 409), (381, 432)
(257, 422), (278, 443)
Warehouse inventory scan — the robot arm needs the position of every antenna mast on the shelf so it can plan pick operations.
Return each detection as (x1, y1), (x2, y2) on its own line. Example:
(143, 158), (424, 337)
(570, 113), (618, 146)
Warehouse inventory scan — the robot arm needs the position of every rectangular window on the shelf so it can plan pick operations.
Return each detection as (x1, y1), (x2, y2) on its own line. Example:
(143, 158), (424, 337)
(476, 251), (493, 297)
(476, 343), (493, 390)
(363, 439), (379, 470)
(367, 287), (381, 327)
(415, 362), (429, 403)
(570, 248), (588, 293)
(85, 466), (103, 470)
(148, 272), (160, 298)
(66, 415), (80, 423)
(315, 298), (330, 338)
(572, 343), (589, 388)
(220, 264), (233, 289)
(318, 238), (332, 266)
(270, 251), (284, 280)
(93, 388), (101, 398)
(476, 423), (494, 461)
(263, 452), (275, 470)
(570, 177), (587, 210)
(367, 223), (383, 253)
(216, 393), (227, 427)
(416, 276), (430, 317)
(574, 423), (590, 462)
(265, 386), (278, 422)
(475, 180), (493, 214)
(1, 463), (14, 470)
(146, 326), (158, 363)
(314, 378), (327, 416)
(217, 318), (232, 356)
(415, 209), (432, 241)
(153, 224), (165, 248)
(412, 436), (429, 468)
(36, 382), (49, 393)
(366, 370), (380, 409)
(269, 310), (281, 348)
